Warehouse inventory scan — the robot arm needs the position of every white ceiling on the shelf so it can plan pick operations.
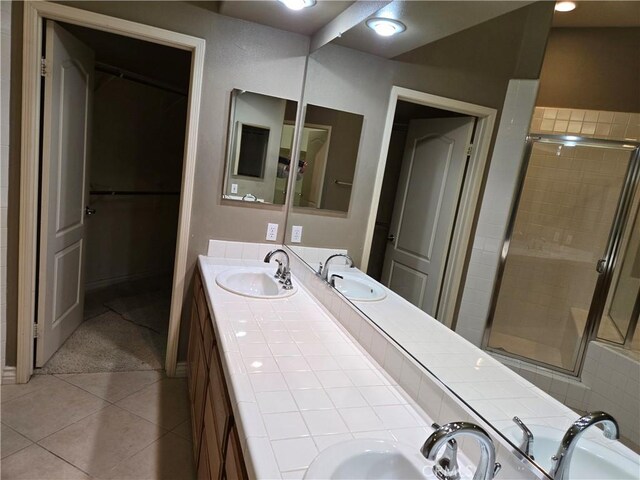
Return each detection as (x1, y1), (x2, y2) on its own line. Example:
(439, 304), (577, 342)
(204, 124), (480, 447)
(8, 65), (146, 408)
(332, 1), (532, 58)
(216, 0), (354, 36)
(552, 1), (640, 27)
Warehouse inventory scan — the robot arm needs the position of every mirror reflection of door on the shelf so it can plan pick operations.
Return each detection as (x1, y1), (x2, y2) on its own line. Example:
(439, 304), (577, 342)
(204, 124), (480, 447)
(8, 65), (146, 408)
(234, 123), (269, 178)
(295, 125), (331, 208)
(380, 116), (475, 318)
(293, 104), (364, 213)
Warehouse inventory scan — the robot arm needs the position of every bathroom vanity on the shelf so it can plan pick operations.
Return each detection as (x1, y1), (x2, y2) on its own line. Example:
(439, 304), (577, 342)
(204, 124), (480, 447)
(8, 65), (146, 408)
(187, 248), (553, 480)
(188, 269), (248, 480)
(186, 241), (640, 480)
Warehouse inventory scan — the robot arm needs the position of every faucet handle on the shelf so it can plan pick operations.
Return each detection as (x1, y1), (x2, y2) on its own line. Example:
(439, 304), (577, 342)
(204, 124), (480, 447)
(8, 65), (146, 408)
(317, 262), (323, 275)
(329, 274), (343, 288)
(281, 270), (294, 290)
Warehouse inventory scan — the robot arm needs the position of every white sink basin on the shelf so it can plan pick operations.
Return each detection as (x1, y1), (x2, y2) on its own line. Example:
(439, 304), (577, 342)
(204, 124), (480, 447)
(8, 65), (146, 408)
(216, 268), (297, 299)
(505, 424), (640, 480)
(304, 439), (433, 479)
(331, 271), (386, 302)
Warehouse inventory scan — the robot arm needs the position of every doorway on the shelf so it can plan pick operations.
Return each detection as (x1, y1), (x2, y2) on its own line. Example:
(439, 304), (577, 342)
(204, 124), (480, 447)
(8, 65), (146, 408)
(17, 2), (205, 383)
(484, 135), (640, 374)
(369, 101), (476, 319)
(35, 21), (189, 373)
(362, 87), (497, 327)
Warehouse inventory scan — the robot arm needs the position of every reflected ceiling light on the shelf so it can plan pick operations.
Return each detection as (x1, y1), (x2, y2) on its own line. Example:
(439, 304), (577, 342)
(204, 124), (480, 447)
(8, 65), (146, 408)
(278, 0), (316, 11)
(366, 17), (406, 37)
(555, 2), (576, 12)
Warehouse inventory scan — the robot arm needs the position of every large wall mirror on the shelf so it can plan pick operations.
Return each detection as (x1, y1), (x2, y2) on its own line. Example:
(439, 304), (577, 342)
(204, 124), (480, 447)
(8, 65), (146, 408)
(279, 1), (635, 476)
(223, 89), (298, 204)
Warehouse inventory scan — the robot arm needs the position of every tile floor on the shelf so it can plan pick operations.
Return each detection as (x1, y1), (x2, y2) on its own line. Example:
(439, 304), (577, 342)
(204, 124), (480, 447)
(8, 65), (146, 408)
(1, 372), (195, 479)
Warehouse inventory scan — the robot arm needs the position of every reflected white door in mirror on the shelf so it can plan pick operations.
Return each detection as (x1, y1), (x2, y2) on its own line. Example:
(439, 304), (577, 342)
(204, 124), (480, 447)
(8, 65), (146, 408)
(382, 117), (475, 317)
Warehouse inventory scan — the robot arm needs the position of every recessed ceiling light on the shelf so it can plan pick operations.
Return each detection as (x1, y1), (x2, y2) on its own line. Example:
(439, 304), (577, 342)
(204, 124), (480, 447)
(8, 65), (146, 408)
(555, 1), (577, 12)
(366, 17), (406, 37)
(278, 0), (316, 11)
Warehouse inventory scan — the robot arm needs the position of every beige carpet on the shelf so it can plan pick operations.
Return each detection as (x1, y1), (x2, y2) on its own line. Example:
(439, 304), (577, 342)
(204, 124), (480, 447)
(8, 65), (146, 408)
(37, 277), (170, 374)
(37, 311), (165, 374)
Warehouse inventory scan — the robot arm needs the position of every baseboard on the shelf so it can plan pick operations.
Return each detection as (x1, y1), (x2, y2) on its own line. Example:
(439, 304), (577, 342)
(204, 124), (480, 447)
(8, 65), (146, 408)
(85, 270), (172, 291)
(174, 361), (187, 378)
(2, 366), (17, 385)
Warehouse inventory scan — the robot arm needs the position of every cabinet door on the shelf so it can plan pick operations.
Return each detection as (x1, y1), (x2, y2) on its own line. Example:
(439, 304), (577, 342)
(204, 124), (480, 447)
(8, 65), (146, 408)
(224, 424), (247, 480)
(202, 314), (214, 367)
(197, 432), (211, 480)
(187, 299), (200, 399)
(191, 333), (208, 463)
(209, 342), (232, 452)
(203, 391), (222, 480)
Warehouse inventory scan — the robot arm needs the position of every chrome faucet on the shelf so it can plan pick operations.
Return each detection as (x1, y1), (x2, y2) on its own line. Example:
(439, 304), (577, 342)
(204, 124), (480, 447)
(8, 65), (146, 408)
(422, 422), (501, 480)
(319, 253), (354, 282)
(263, 249), (293, 290)
(550, 411), (619, 480)
(512, 416), (534, 460)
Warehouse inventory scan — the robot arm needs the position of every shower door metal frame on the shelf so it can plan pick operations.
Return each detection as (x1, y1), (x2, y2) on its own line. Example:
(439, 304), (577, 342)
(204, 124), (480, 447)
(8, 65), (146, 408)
(482, 134), (640, 376)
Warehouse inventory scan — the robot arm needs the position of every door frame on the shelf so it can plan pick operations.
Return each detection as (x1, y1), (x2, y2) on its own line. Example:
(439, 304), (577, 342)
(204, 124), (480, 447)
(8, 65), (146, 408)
(362, 86), (497, 328)
(17, 1), (205, 383)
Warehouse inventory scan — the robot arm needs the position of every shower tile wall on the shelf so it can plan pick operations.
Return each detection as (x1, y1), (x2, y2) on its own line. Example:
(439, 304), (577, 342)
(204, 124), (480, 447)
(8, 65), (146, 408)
(489, 142), (630, 369)
(531, 107), (640, 142)
(0, 0), (11, 383)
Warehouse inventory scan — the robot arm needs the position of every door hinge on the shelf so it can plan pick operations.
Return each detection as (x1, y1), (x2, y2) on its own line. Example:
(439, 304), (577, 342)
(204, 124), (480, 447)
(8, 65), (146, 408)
(40, 57), (47, 77)
(466, 144), (474, 156)
(33, 323), (39, 338)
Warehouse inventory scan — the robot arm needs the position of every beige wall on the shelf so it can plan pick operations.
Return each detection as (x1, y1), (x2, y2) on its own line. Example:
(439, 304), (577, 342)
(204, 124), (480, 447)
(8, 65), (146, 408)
(537, 28), (640, 113)
(86, 74), (186, 288)
(286, 3), (554, 268)
(5, 1), (308, 365)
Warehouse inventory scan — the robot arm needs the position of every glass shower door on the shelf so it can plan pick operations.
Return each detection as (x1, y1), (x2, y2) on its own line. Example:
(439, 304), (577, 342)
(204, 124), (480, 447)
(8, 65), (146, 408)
(486, 136), (639, 373)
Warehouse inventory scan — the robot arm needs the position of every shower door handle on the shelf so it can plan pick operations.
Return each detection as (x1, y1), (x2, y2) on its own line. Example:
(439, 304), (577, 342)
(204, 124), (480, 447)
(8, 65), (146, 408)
(596, 258), (607, 274)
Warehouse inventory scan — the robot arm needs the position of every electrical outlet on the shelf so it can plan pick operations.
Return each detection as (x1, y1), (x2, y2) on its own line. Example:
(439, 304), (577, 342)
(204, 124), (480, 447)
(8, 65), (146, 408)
(231, 183), (238, 194)
(291, 225), (303, 243)
(266, 223), (278, 241)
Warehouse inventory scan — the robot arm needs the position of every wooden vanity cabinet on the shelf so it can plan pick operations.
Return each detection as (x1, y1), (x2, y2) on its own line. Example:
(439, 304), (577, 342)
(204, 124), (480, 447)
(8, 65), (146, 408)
(188, 270), (248, 480)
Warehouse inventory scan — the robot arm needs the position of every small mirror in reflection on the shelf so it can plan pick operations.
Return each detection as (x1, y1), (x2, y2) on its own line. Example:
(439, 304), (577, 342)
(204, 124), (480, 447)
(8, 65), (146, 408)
(293, 104), (364, 213)
(223, 90), (298, 204)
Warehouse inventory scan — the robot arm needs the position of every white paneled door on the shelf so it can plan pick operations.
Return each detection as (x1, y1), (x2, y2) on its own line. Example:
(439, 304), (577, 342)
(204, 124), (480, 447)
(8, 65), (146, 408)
(381, 117), (475, 319)
(36, 21), (94, 366)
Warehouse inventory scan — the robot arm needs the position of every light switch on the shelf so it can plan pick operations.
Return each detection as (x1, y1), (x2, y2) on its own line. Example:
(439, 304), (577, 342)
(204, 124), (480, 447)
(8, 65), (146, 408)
(231, 183), (238, 194)
(291, 225), (303, 243)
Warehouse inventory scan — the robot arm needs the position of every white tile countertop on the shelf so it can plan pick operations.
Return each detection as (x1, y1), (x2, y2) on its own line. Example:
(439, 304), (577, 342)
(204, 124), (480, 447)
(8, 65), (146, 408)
(197, 255), (482, 479)
(323, 265), (640, 461)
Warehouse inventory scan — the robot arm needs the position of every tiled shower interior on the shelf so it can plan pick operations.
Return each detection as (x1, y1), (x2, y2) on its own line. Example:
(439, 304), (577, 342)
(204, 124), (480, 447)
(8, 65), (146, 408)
(488, 139), (632, 370)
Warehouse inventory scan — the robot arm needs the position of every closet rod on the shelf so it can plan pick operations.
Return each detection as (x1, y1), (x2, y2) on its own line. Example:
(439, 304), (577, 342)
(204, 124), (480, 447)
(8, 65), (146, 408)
(90, 190), (180, 196)
(95, 62), (188, 97)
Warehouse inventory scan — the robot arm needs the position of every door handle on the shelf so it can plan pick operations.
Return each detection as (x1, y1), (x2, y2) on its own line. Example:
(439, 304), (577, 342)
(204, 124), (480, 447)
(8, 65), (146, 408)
(387, 233), (395, 243)
(85, 206), (96, 216)
(596, 258), (607, 274)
